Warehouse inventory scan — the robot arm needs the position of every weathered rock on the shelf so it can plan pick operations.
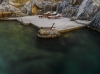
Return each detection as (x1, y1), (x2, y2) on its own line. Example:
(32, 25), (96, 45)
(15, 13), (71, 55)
(0, 0), (60, 16)
(42, 1), (57, 12)
(9, 0), (29, 7)
(62, 5), (79, 17)
(69, 0), (83, 6)
(88, 10), (100, 30)
(21, 0), (58, 15)
(21, 0), (42, 15)
(56, 0), (82, 17)
(57, 0), (100, 21)
(71, 16), (78, 21)
(38, 28), (60, 38)
(0, 0), (20, 12)
(77, 0), (100, 20)
(56, 0), (70, 14)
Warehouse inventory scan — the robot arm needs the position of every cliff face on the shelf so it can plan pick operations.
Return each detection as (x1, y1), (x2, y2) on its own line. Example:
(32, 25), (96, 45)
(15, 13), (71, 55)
(56, 0), (82, 17)
(56, 0), (70, 14)
(0, 0), (44, 15)
(88, 10), (100, 30)
(0, 0), (61, 15)
(77, 0), (100, 20)
(57, 0), (100, 30)
(22, 0), (61, 15)
(78, 0), (100, 30)
(57, 0), (100, 19)
(21, 0), (44, 15)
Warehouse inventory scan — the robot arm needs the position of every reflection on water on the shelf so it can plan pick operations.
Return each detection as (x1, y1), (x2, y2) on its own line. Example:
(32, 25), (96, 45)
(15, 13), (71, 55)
(0, 21), (100, 74)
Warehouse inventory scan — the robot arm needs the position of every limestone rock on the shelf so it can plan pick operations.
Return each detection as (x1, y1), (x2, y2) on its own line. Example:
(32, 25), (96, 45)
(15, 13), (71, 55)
(77, 0), (100, 20)
(88, 10), (100, 30)
(21, 0), (59, 15)
(0, 0), (61, 15)
(62, 4), (79, 17)
(21, 0), (44, 15)
(56, 0), (70, 14)
(9, 0), (29, 7)
(0, 0), (21, 12)
(56, 0), (82, 17)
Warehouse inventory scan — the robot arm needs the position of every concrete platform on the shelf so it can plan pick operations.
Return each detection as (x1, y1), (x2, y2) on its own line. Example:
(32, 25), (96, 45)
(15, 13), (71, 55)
(7, 16), (91, 32)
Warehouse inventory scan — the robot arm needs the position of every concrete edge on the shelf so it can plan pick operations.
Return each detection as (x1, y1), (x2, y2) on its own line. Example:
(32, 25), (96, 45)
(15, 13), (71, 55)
(59, 26), (86, 33)
(1, 17), (99, 34)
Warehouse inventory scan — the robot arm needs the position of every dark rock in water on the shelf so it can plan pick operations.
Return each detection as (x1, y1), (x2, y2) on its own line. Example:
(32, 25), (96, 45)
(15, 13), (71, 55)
(88, 10), (100, 30)
(38, 28), (60, 38)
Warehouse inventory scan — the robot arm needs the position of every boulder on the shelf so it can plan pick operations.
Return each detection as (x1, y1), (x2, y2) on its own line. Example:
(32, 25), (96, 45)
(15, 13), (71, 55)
(38, 28), (60, 38)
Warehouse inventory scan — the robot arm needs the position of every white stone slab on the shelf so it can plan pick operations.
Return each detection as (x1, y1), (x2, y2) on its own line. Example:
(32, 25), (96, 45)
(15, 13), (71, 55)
(9, 16), (87, 31)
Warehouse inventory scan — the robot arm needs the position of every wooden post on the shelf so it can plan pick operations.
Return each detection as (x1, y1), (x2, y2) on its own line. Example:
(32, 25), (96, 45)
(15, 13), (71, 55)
(50, 23), (55, 30)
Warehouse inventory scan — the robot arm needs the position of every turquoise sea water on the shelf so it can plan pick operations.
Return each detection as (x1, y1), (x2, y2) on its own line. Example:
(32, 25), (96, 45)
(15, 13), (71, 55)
(0, 21), (100, 74)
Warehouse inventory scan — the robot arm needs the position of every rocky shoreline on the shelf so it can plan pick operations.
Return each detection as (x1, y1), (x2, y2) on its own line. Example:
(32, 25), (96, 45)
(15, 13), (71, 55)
(56, 0), (100, 31)
(0, 0), (100, 32)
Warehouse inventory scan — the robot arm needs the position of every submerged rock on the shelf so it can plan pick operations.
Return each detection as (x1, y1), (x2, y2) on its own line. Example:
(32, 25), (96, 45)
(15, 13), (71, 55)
(37, 23), (60, 39)
(38, 28), (60, 38)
